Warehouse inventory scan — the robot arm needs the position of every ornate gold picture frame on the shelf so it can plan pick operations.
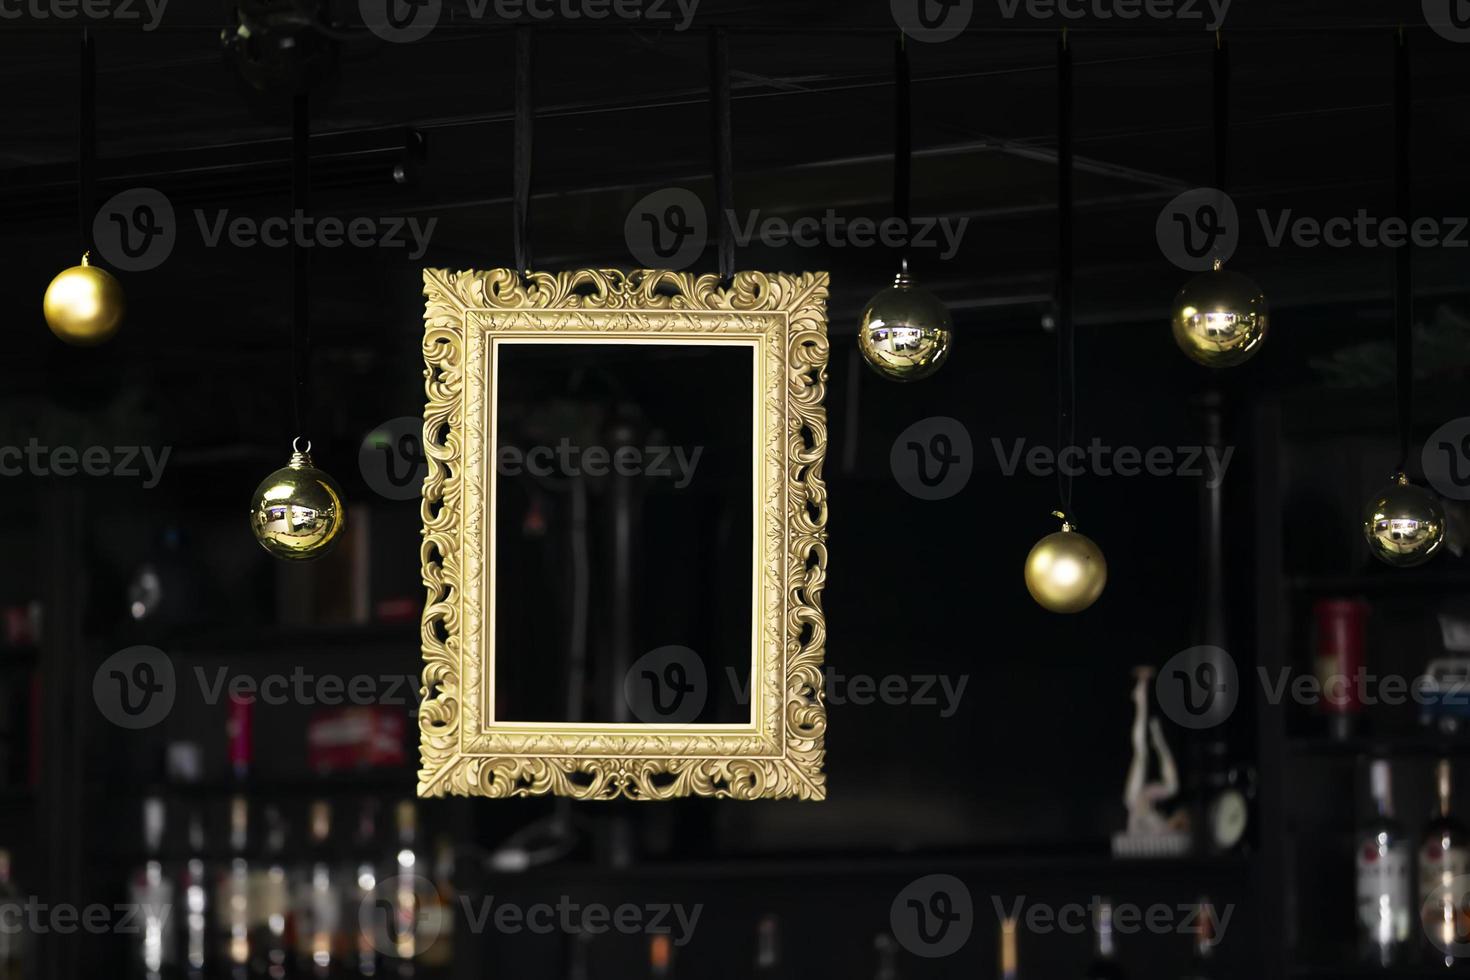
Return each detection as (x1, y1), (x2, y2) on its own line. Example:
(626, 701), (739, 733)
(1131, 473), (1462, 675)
(416, 268), (829, 800)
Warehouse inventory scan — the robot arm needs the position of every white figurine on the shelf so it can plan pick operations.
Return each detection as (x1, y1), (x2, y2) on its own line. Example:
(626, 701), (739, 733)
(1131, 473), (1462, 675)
(1112, 666), (1191, 857)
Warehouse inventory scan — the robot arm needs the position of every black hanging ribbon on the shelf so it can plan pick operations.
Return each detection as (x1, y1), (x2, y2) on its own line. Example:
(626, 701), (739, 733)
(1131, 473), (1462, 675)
(1056, 33), (1076, 519)
(709, 28), (734, 287)
(513, 26), (534, 280)
(291, 93), (311, 441)
(1393, 29), (1412, 472)
(1213, 33), (1229, 194)
(79, 28), (95, 256)
(893, 35), (912, 272)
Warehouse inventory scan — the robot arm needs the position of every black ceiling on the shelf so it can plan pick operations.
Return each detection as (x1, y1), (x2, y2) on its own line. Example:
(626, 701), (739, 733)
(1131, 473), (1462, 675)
(1, 1), (1467, 400)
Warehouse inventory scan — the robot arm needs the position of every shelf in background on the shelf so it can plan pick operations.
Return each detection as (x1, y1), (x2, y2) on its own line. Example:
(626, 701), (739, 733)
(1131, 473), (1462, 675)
(0, 645), (38, 668)
(158, 621), (421, 657)
(92, 770), (416, 801)
(1287, 569), (1470, 597)
(484, 850), (1253, 881)
(1289, 733), (1470, 758)
(1292, 967), (1470, 979)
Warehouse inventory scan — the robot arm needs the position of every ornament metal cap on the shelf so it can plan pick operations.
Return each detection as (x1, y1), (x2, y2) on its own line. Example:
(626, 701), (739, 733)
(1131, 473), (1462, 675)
(288, 436), (315, 468)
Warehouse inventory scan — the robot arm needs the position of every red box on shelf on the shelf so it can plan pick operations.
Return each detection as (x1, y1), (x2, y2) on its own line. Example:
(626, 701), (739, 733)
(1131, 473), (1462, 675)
(306, 705), (405, 773)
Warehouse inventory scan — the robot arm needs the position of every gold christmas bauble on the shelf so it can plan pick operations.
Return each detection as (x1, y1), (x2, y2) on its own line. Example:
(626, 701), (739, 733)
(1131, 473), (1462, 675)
(858, 270), (952, 381)
(1025, 513), (1107, 613)
(249, 441), (345, 560)
(43, 252), (124, 346)
(1170, 261), (1267, 368)
(1362, 472), (1445, 568)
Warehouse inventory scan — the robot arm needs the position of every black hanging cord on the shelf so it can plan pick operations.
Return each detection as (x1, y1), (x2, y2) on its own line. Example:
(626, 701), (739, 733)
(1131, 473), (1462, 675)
(893, 35), (912, 273)
(1393, 28), (1412, 472)
(79, 28), (95, 256)
(1056, 32), (1076, 519)
(709, 28), (735, 287)
(513, 26), (534, 280)
(1213, 32), (1229, 194)
(291, 93), (311, 441)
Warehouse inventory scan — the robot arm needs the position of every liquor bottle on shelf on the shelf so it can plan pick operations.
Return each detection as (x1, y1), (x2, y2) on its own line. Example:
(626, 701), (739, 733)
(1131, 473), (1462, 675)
(0, 850), (28, 980)
(1314, 598), (1368, 740)
(1419, 759), (1469, 967)
(1000, 916), (1019, 980)
(251, 804), (291, 979)
(562, 932), (593, 980)
(872, 933), (898, 980)
(387, 800), (422, 975)
(753, 914), (781, 978)
(418, 835), (455, 973)
(1180, 898), (1216, 980)
(1084, 899), (1124, 979)
(217, 796), (252, 980)
(648, 934), (673, 978)
(129, 796), (175, 980)
(180, 806), (208, 980)
(227, 694), (252, 782)
(1357, 758), (1411, 967)
(296, 800), (339, 978)
(345, 799), (381, 979)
